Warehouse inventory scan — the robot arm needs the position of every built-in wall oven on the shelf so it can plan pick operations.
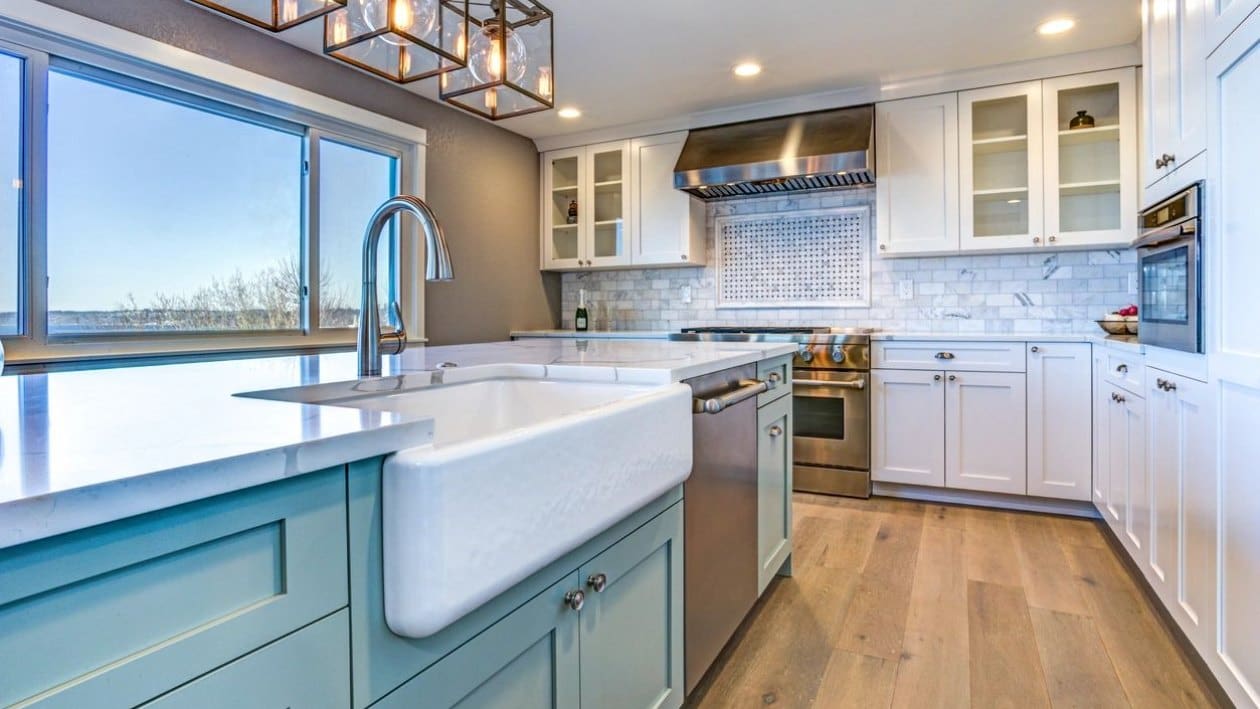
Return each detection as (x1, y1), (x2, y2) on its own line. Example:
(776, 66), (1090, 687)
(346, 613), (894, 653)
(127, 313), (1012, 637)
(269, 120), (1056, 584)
(1137, 183), (1203, 353)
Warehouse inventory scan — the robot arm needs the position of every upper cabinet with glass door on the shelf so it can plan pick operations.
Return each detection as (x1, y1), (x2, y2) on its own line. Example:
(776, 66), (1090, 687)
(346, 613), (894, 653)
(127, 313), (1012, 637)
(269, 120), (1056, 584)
(959, 82), (1045, 251)
(541, 141), (631, 270)
(1042, 69), (1138, 248)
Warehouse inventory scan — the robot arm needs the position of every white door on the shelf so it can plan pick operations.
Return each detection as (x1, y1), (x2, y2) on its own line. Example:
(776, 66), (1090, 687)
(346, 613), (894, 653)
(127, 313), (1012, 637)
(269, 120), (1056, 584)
(584, 141), (632, 268)
(871, 369), (945, 487)
(945, 371), (1027, 495)
(1207, 13), (1260, 706)
(875, 94), (960, 256)
(1147, 371), (1179, 593)
(1093, 350), (1112, 511)
(1041, 69), (1139, 248)
(1121, 392), (1149, 557)
(1027, 343), (1093, 500)
(1143, 0), (1208, 190)
(1104, 387), (1130, 536)
(629, 132), (703, 267)
(959, 81), (1045, 252)
(542, 147), (586, 270)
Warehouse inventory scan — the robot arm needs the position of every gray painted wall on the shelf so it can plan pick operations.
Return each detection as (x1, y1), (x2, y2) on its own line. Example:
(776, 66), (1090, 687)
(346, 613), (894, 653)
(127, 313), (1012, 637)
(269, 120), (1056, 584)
(38, 0), (559, 345)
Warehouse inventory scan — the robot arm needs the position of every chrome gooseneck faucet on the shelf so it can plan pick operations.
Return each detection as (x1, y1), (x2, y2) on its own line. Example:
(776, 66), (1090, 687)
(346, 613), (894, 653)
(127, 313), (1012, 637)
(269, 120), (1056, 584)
(358, 195), (453, 377)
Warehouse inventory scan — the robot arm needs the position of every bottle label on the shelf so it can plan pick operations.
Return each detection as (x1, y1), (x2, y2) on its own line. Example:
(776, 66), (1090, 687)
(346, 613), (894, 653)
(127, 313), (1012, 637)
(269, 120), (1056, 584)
(576, 316), (588, 330)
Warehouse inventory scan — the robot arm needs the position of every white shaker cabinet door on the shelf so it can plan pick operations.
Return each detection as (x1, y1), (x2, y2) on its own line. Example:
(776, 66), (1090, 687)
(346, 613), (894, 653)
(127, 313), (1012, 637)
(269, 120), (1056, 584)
(1027, 343), (1093, 500)
(875, 94), (960, 256)
(945, 370), (1027, 495)
(871, 369), (945, 487)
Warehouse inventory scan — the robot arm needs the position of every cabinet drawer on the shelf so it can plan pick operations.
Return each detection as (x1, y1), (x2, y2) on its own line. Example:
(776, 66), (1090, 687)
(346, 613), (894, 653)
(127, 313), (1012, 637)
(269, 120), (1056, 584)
(873, 340), (1026, 372)
(0, 468), (348, 709)
(1104, 350), (1145, 395)
(140, 611), (350, 708)
(757, 355), (793, 406)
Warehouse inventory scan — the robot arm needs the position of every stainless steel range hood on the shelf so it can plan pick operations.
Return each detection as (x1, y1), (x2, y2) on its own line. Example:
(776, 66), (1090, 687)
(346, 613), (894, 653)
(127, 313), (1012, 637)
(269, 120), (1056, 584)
(673, 105), (874, 200)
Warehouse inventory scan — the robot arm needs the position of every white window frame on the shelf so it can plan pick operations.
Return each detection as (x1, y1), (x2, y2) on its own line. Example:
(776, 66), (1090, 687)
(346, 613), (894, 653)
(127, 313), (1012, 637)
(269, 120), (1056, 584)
(0, 0), (429, 366)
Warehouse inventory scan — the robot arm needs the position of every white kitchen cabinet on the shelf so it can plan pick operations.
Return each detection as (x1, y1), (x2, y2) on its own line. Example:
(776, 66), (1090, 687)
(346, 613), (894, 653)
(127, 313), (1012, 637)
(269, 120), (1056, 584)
(1105, 386), (1147, 557)
(1027, 343), (1094, 501)
(757, 394), (793, 596)
(1143, 0), (1208, 200)
(542, 134), (704, 273)
(1207, 11), (1260, 706)
(540, 141), (632, 271)
(959, 81), (1045, 252)
(1146, 369), (1217, 651)
(944, 370), (1027, 495)
(1042, 70), (1139, 248)
(875, 94), (960, 256)
(1092, 348), (1111, 507)
(871, 369), (946, 487)
(1205, 0), (1260, 51)
(628, 132), (706, 268)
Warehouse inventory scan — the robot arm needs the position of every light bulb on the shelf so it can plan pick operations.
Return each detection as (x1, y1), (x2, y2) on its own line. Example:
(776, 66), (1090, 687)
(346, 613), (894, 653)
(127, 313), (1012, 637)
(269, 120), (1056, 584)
(467, 19), (526, 83)
(330, 11), (349, 44)
(537, 67), (552, 99)
(280, 0), (299, 23)
(359, 0), (438, 46)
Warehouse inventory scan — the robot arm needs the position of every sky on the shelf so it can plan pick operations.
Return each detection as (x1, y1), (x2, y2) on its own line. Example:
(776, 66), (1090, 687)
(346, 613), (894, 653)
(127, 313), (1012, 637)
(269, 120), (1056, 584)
(0, 66), (397, 322)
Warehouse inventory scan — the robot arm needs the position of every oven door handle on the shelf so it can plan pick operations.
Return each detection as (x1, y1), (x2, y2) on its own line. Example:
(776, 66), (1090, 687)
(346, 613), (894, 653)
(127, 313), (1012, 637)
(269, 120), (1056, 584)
(795, 379), (867, 391)
(693, 379), (770, 414)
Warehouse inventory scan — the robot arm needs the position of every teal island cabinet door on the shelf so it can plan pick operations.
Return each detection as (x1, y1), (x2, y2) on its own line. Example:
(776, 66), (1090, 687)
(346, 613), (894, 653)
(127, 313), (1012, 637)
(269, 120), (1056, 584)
(372, 573), (581, 708)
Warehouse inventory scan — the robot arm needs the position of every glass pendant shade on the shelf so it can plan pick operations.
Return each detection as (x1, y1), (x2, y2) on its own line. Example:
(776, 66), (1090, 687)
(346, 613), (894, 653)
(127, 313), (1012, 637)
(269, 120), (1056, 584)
(188, 0), (346, 31)
(324, 0), (470, 83)
(440, 0), (553, 120)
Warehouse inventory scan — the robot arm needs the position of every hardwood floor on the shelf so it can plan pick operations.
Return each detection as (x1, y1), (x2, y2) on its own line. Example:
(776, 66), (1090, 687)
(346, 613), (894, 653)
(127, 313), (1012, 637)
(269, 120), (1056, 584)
(687, 493), (1224, 709)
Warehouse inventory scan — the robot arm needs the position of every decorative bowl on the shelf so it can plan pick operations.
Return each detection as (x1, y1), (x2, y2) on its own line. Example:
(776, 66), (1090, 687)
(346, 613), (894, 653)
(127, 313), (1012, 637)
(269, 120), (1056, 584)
(1096, 320), (1128, 335)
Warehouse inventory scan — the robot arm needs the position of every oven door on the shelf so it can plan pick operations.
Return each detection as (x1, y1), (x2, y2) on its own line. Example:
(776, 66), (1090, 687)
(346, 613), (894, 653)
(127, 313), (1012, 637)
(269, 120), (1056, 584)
(1138, 232), (1201, 353)
(792, 370), (870, 471)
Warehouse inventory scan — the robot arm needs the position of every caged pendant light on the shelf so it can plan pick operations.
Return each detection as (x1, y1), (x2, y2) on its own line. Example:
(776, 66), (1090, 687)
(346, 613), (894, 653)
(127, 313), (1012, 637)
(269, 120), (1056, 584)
(324, 0), (471, 83)
(439, 0), (553, 120)
(187, 0), (346, 32)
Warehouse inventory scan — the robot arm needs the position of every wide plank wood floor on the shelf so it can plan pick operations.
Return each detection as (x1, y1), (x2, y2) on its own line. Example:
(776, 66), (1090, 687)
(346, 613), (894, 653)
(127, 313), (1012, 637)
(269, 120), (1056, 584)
(687, 493), (1224, 709)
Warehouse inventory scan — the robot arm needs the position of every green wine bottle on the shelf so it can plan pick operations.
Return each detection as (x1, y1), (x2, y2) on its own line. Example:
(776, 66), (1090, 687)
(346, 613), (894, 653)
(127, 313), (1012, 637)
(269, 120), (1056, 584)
(575, 289), (589, 332)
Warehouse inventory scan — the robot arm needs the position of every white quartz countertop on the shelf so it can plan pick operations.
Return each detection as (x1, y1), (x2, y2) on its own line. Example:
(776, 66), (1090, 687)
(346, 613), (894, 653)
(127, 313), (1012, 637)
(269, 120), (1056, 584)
(871, 332), (1096, 342)
(0, 339), (795, 549)
(511, 330), (671, 339)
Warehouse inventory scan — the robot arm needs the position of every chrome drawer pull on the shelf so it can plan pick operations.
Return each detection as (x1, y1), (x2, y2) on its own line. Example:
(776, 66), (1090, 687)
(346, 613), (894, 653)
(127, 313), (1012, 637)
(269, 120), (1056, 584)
(768, 425), (784, 438)
(795, 379), (866, 391)
(935, 352), (956, 360)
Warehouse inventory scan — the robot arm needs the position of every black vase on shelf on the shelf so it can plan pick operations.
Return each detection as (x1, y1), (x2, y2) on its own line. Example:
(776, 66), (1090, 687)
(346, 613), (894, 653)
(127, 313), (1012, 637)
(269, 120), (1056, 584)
(1069, 110), (1096, 130)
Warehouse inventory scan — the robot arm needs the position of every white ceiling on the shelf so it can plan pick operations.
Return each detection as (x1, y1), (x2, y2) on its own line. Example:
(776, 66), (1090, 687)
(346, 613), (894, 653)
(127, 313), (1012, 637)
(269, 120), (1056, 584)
(278, 0), (1140, 142)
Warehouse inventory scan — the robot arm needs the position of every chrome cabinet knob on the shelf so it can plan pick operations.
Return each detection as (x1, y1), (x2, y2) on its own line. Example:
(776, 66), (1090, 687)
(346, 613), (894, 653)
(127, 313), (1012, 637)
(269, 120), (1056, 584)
(1166, 380), (1177, 391)
(1156, 377), (1167, 390)
(934, 374), (942, 382)
(587, 573), (608, 593)
(1117, 364), (1128, 374)
(565, 589), (586, 611)
(1030, 346), (1041, 353)
(934, 352), (956, 360)
(1163, 153), (1176, 166)
(768, 425), (784, 438)
(880, 243), (888, 251)
(767, 371), (783, 385)
(948, 374), (958, 382)
(1033, 237), (1042, 244)
(681, 254), (687, 261)
(1048, 236), (1057, 243)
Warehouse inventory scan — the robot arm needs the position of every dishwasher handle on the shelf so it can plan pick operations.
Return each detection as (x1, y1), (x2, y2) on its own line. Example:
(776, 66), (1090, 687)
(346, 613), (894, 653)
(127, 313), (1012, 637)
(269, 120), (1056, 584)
(693, 379), (770, 414)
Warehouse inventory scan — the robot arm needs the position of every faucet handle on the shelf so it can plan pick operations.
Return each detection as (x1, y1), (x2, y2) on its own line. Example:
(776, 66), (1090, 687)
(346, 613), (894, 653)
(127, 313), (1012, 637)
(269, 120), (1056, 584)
(379, 301), (408, 356)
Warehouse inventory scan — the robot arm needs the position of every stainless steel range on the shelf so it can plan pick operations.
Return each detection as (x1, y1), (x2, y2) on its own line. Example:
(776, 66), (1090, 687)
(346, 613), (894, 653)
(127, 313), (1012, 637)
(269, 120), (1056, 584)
(670, 326), (873, 498)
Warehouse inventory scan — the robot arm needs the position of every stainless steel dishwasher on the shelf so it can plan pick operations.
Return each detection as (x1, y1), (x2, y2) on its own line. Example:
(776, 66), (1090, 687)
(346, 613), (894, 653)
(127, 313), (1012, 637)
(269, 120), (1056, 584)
(683, 363), (768, 694)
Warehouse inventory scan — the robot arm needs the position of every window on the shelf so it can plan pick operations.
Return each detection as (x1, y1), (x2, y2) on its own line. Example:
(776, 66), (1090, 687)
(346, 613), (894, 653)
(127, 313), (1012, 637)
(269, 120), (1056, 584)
(0, 52), (19, 336)
(47, 68), (304, 333)
(318, 137), (398, 329)
(0, 17), (423, 363)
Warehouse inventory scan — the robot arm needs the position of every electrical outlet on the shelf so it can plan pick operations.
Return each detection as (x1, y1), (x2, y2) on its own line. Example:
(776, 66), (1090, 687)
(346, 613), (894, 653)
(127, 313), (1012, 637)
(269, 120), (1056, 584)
(898, 280), (915, 300)
(1127, 272), (1139, 295)
(681, 285), (692, 304)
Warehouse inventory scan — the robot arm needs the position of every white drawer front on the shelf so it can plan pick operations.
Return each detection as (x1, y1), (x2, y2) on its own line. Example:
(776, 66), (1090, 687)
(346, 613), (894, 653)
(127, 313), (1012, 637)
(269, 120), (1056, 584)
(1104, 351), (1145, 395)
(872, 341), (1026, 372)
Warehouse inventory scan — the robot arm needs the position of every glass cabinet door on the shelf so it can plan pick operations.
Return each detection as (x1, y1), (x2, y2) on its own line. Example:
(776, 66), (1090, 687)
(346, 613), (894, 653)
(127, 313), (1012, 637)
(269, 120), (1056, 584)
(1042, 69), (1138, 248)
(959, 81), (1044, 251)
(544, 147), (584, 269)
(585, 141), (631, 267)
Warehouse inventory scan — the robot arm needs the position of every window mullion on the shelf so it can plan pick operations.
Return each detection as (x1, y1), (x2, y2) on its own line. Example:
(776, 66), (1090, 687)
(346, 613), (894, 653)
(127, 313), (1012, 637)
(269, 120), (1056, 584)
(23, 47), (49, 346)
(303, 128), (320, 333)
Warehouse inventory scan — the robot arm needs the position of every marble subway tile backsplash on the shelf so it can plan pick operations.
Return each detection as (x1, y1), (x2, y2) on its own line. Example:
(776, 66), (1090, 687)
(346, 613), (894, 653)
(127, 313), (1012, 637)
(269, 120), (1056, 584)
(560, 189), (1137, 334)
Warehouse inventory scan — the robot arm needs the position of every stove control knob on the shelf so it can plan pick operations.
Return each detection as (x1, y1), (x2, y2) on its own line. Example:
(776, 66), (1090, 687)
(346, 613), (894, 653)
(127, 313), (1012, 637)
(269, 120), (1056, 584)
(798, 348), (815, 363)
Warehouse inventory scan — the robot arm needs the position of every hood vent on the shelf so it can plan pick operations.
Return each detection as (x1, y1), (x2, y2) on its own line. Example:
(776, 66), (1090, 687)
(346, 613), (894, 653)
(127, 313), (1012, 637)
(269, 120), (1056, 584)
(673, 105), (874, 201)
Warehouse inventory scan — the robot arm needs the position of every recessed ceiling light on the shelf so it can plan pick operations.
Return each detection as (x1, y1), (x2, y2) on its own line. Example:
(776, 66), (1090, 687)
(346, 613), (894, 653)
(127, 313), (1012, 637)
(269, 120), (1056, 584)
(1037, 18), (1076, 35)
(733, 62), (762, 78)
(557, 107), (582, 119)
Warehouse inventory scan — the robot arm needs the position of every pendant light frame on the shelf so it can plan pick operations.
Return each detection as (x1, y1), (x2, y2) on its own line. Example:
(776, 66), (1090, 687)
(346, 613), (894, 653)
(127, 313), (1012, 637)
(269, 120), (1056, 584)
(439, 0), (554, 120)
(323, 0), (471, 84)
(188, 0), (346, 32)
